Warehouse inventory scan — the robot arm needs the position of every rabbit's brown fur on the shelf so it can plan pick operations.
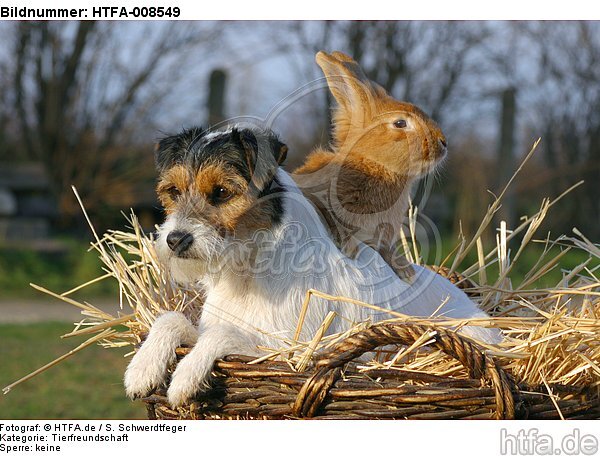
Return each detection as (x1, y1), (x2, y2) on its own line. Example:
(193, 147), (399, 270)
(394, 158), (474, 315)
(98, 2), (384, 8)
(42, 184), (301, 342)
(293, 51), (448, 281)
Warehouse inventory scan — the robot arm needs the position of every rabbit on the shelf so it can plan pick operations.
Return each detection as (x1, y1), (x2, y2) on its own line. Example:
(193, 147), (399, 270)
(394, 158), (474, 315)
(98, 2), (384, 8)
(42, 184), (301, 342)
(293, 51), (448, 282)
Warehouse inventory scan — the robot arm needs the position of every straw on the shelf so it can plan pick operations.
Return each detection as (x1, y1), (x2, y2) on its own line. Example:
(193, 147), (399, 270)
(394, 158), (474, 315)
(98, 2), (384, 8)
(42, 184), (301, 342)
(3, 141), (598, 402)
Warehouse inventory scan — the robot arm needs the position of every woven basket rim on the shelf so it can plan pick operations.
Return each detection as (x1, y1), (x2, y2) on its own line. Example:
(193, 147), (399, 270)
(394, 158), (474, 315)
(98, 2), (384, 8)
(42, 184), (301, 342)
(141, 321), (600, 420)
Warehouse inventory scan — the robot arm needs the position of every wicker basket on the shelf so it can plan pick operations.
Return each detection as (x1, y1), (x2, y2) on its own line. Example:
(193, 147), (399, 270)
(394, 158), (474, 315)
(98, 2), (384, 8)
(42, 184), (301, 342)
(141, 321), (600, 420)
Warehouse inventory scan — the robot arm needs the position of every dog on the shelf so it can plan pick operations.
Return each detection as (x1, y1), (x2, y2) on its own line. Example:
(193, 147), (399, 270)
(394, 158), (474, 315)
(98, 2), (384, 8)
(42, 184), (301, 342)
(124, 126), (501, 407)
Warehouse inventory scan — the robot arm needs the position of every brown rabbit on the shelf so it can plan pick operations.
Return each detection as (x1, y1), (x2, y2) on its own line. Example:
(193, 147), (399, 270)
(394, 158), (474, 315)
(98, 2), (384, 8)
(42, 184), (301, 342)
(292, 51), (448, 281)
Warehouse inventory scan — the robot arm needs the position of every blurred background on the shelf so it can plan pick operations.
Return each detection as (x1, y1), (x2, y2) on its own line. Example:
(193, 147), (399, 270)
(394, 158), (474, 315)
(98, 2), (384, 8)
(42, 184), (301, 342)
(0, 20), (598, 418)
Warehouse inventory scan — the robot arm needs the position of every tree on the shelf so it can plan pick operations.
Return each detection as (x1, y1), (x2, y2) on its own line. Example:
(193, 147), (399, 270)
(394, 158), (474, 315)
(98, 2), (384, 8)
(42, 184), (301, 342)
(7, 21), (221, 223)
(524, 21), (600, 238)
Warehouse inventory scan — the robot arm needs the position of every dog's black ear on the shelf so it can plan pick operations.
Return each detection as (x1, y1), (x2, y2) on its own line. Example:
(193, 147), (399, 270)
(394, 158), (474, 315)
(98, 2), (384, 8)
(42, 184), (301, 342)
(154, 135), (181, 173)
(231, 128), (258, 178)
(272, 139), (288, 165)
(232, 128), (287, 175)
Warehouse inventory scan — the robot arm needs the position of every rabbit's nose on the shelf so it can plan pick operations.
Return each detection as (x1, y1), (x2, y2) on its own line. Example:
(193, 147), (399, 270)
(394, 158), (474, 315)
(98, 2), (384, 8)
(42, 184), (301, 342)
(439, 137), (447, 148)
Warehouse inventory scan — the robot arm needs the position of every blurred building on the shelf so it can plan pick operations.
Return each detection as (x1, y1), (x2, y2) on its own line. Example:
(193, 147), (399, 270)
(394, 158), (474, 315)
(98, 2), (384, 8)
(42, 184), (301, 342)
(0, 163), (59, 250)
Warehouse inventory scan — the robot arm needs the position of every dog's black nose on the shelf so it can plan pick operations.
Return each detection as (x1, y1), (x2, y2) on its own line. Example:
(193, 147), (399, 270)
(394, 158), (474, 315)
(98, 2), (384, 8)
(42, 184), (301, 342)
(166, 230), (194, 253)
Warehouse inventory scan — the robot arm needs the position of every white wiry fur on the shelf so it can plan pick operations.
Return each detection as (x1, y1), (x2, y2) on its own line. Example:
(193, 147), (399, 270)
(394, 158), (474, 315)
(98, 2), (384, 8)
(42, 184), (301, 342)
(125, 169), (502, 407)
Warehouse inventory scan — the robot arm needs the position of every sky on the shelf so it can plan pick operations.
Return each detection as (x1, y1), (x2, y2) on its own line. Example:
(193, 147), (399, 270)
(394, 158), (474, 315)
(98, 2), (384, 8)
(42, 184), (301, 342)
(2, 21), (598, 163)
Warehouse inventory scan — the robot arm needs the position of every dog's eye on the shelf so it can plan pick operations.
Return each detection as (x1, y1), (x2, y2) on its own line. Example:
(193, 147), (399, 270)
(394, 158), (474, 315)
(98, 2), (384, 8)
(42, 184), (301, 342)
(393, 119), (407, 129)
(210, 186), (233, 205)
(167, 186), (181, 200)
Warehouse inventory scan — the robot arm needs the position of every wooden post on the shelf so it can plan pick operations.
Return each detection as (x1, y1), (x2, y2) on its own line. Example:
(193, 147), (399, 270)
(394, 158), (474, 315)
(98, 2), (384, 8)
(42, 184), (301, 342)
(497, 87), (517, 228)
(207, 69), (227, 126)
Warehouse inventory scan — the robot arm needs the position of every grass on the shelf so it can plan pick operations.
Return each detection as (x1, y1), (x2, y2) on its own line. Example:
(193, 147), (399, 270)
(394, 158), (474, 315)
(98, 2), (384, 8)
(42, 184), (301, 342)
(0, 322), (146, 419)
(0, 240), (118, 299)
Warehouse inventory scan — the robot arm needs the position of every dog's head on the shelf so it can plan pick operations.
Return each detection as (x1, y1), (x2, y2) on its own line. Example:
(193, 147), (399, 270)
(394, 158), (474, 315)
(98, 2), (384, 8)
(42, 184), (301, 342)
(154, 126), (288, 283)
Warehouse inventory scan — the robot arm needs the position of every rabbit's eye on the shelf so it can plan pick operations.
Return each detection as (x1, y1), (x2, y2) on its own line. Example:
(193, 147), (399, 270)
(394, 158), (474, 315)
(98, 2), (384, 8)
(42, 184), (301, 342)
(393, 119), (408, 129)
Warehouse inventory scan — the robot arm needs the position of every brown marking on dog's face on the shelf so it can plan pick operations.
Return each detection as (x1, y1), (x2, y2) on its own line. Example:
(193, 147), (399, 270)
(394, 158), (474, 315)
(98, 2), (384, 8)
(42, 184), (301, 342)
(156, 164), (190, 212)
(155, 128), (285, 240)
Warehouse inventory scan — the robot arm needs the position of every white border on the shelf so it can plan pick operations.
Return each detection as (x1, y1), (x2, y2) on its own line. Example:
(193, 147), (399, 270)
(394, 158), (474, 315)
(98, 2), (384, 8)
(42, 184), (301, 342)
(3, 0), (600, 20)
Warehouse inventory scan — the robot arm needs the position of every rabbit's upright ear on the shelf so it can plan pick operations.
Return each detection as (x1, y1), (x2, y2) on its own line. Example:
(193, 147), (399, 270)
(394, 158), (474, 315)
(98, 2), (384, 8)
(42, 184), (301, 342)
(331, 51), (389, 99)
(316, 51), (374, 114)
(329, 51), (370, 84)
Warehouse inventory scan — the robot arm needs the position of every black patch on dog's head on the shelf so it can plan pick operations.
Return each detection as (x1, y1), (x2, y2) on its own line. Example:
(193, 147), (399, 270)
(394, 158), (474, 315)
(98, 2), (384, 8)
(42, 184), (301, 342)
(155, 126), (288, 227)
(155, 126), (206, 173)
(155, 126), (287, 180)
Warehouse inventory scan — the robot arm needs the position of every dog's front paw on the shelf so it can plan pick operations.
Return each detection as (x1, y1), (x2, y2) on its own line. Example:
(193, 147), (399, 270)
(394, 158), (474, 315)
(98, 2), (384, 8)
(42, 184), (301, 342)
(124, 345), (170, 399)
(166, 352), (213, 407)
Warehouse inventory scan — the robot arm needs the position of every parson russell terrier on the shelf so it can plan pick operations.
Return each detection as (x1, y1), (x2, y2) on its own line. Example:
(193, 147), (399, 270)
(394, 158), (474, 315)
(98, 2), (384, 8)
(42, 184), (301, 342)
(124, 126), (501, 407)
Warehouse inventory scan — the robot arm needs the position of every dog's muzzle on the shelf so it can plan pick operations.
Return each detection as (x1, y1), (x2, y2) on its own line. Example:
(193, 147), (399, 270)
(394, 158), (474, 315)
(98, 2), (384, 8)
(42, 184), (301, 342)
(166, 230), (194, 255)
